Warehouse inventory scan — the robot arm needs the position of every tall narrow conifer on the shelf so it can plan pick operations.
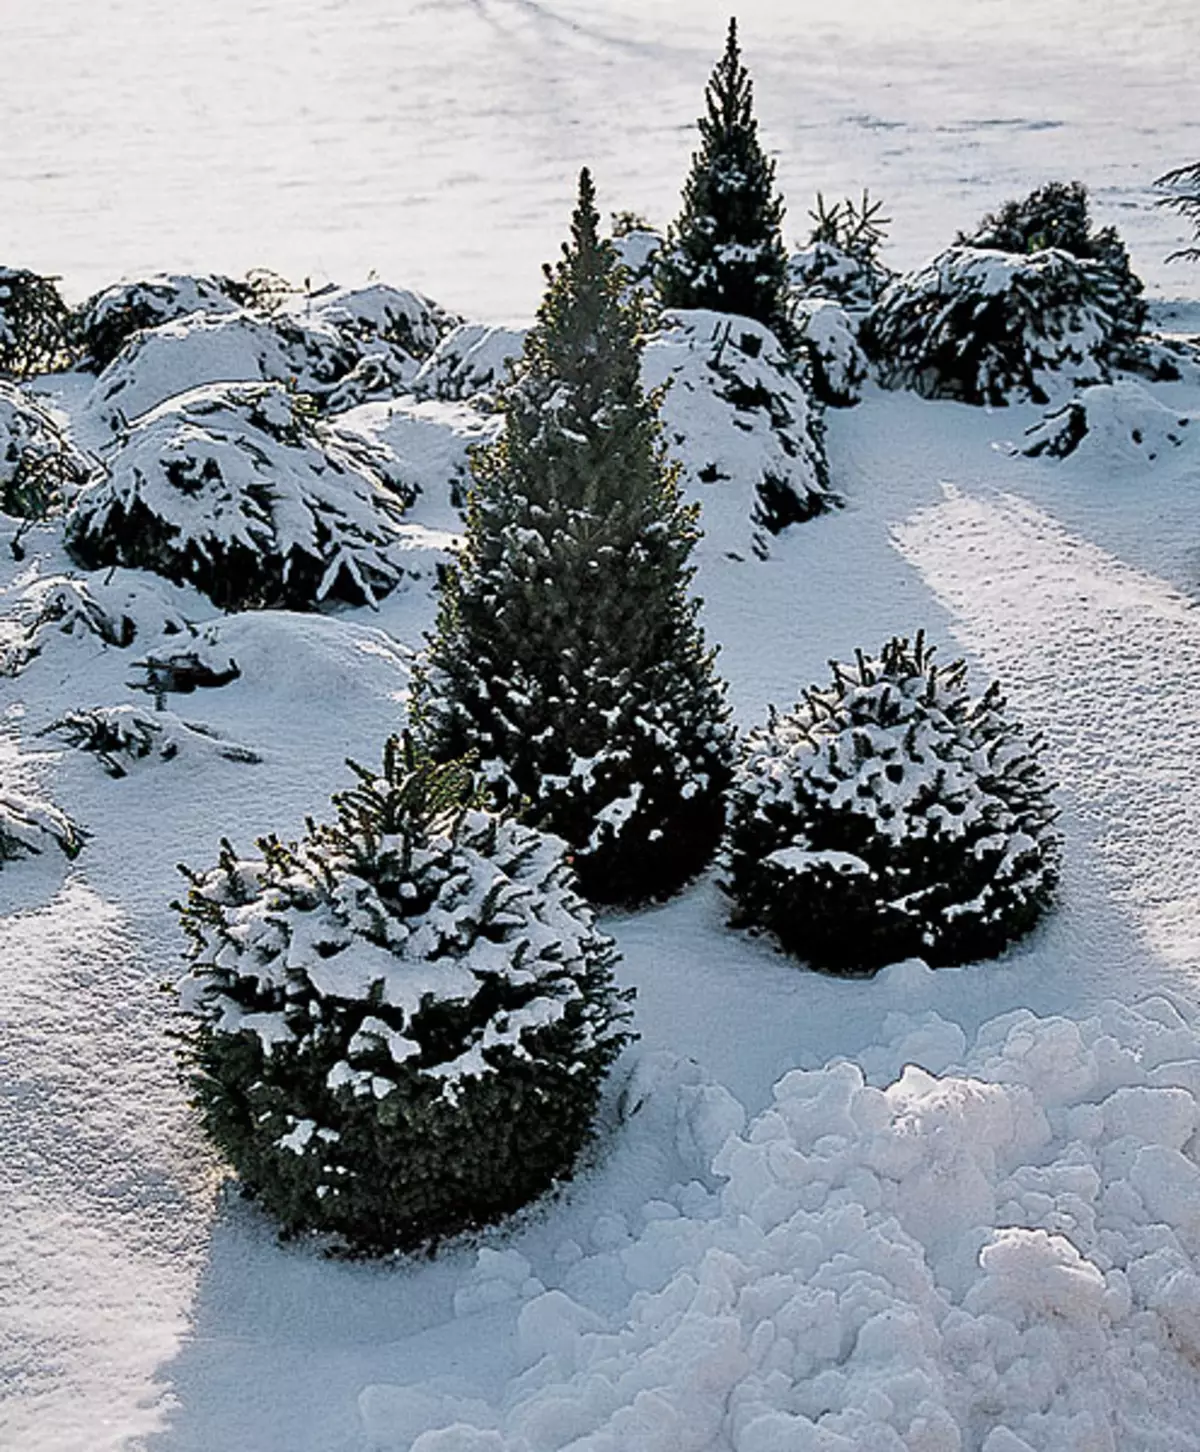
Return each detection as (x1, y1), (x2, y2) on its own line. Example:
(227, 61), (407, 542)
(417, 169), (732, 905)
(657, 18), (792, 339)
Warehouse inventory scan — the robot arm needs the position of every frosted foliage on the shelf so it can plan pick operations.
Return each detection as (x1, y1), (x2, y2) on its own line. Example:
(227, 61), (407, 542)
(1022, 380), (1193, 462)
(726, 635), (1060, 972)
(794, 299), (868, 408)
(643, 309), (833, 558)
(367, 994), (1200, 1452)
(790, 240), (892, 310)
(0, 381), (94, 517)
(412, 323), (527, 404)
(65, 381), (412, 610)
(0, 787), (84, 862)
(178, 743), (630, 1252)
(866, 246), (1140, 407)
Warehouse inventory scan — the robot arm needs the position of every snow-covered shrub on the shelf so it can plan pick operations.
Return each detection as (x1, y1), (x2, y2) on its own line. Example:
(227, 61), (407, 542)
(0, 381), (94, 519)
(793, 298), (868, 407)
(0, 267), (72, 378)
(725, 632), (1060, 973)
(74, 273), (247, 372)
(643, 309), (833, 555)
(296, 283), (456, 369)
(611, 225), (663, 301)
(863, 246), (1139, 406)
(43, 704), (259, 777)
(961, 179), (1145, 338)
(0, 787), (85, 862)
(65, 381), (412, 611)
(411, 323), (526, 405)
(176, 737), (633, 1255)
(790, 190), (893, 309)
(1022, 380), (1193, 462)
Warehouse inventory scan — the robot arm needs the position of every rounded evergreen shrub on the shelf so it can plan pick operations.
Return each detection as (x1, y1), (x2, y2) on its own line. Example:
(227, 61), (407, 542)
(75, 273), (247, 372)
(0, 267), (72, 379)
(176, 737), (633, 1255)
(0, 381), (94, 519)
(725, 633), (1060, 974)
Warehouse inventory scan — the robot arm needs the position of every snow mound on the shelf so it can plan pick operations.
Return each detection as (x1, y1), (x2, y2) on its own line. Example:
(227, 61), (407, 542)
(865, 246), (1138, 407)
(41, 702), (260, 776)
(364, 993), (1200, 1452)
(75, 272), (247, 371)
(1022, 380), (1194, 463)
(0, 786), (85, 861)
(794, 299), (867, 408)
(331, 396), (501, 531)
(642, 309), (833, 560)
(0, 380), (94, 517)
(413, 323), (527, 404)
(65, 381), (414, 611)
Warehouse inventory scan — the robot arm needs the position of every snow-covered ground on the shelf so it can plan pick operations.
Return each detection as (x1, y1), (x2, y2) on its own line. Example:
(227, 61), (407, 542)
(7, 4), (1200, 1450)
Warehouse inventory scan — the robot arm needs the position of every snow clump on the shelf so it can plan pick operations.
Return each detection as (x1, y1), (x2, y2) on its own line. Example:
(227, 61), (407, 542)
(1022, 379), (1193, 462)
(642, 309), (833, 559)
(725, 632), (1060, 973)
(176, 737), (633, 1255)
(65, 381), (414, 611)
(362, 991), (1200, 1452)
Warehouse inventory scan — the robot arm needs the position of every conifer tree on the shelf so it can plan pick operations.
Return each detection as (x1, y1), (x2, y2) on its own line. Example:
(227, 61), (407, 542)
(656, 18), (793, 340)
(417, 169), (733, 906)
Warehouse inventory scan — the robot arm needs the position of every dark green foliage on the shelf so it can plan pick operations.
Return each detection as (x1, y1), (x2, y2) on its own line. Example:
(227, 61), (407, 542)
(1156, 160), (1200, 263)
(656, 19), (792, 339)
(177, 736), (632, 1256)
(418, 170), (733, 905)
(725, 633), (1060, 974)
(960, 179), (1144, 336)
(0, 269), (72, 379)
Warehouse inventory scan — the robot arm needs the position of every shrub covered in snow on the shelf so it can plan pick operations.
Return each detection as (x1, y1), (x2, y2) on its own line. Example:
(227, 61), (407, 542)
(74, 273), (248, 372)
(419, 172), (734, 905)
(0, 787), (85, 863)
(0, 381), (94, 519)
(864, 245), (1140, 407)
(1022, 379), (1193, 462)
(790, 190), (893, 310)
(793, 298), (868, 408)
(176, 736), (632, 1255)
(725, 632), (1060, 973)
(411, 323), (527, 406)
(65, 381), (412, 611)
(42, 704), (259, 777)
(0, 267), (72, 379)
(643, 310), (834, 555)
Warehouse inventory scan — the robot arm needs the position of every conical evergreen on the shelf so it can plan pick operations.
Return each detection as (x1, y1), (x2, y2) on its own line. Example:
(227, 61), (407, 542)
(417, 169), (733, 905)
(656, 19), (792, 339)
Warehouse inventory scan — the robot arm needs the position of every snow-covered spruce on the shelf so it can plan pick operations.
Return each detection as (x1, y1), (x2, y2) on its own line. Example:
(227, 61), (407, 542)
(0, 787), (85, 863)
(789, 190), (894, 311)
(793, 298), (868, 408)
(725, 632), (1060, 973)
(863, 245), (1140, 407)
(643, 310), (834, 554)
(74, 272), (249, 372)
(176, 737), (632, 1255)
(42, 704), (260, 778)
(0, 381), (95, 519)
(1022, 379), (1193, 463)
(65, 381), (412, 611)
(0, 267), (72, 379)
(418, 171), (734, 906)
(411, 322), (527, 406)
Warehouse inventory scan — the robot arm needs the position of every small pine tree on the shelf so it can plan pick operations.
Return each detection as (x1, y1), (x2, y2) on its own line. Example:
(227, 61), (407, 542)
(656, 19), (792, 341)
(417, 169), (733, 905)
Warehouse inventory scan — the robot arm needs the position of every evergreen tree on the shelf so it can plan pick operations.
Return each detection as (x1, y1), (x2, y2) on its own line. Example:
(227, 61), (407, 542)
(1157, 160), (1200, 263)
(656, 18), (792, 340)
(417, 169), (733, 906)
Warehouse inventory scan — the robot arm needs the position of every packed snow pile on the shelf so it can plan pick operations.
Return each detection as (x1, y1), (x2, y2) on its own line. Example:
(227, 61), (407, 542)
(177, 739), (632, 1254)
(65, 380), (415, 610)
(0, 785), (85, 861)
(864, 246), (1140, 407)
(361, 986), (1200, 1452)
(725, 633), (1060, 973)
(642, 309), (833, 559)
(42, 703), (260, 776)
(412, 322), (527, 405)
(1021, 380), (1194, 463)
(793, 299), (867, 408)
(0, 380), (94, 518)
